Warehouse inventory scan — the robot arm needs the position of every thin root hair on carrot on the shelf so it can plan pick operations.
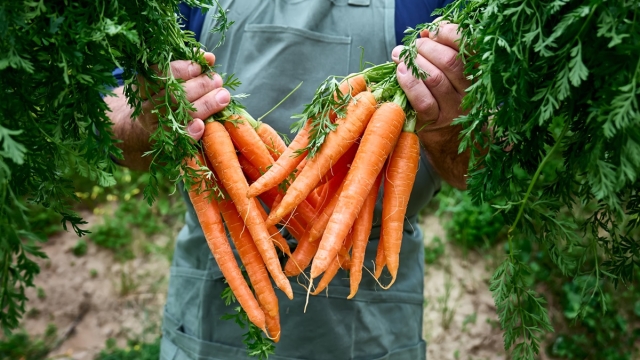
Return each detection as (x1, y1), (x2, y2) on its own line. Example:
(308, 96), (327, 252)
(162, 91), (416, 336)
(364, 261), (390, 290)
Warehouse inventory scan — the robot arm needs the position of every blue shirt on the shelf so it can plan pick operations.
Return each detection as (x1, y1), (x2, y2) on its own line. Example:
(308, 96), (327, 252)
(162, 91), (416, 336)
(178, 1), (451, 44)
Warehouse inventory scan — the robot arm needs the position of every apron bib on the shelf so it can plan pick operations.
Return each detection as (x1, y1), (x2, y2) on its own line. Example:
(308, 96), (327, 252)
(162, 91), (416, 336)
(162, 1), (441, 359)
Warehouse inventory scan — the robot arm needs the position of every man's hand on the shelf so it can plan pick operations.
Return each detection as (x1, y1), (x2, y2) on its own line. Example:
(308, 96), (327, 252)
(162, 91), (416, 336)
(392, 21), (470, 189)
(105, 52), (230, 171)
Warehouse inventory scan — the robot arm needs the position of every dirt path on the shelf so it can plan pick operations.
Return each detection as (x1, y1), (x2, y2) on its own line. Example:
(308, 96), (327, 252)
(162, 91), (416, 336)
(19, 213), (506, 359)
(22, 210), (172, 359)
(421, 216), (506, 360)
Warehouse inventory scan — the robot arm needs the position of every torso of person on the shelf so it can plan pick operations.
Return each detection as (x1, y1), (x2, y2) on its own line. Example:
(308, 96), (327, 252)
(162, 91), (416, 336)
(162, 1), (443, 359)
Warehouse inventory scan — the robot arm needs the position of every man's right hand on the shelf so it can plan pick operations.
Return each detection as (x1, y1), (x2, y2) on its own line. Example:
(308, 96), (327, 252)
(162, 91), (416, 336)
(105, 52), (230, 170)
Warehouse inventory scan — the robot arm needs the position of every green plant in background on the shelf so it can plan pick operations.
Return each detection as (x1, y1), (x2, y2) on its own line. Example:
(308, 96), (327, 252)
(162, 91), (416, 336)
(72, 239), (88, 257)
(424, 235), (446, 265)
(86, 168), (186, 261)
(96, 337), (161, 360)
(502, 233), (640, 360)
(0, 323), (56, 360)
(36, 287), (45, 300)
(436, 185), (506, 251)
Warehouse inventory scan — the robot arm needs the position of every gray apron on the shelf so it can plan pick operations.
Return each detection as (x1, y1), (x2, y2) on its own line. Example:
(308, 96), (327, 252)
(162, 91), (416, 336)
(161, 1), (442, 359)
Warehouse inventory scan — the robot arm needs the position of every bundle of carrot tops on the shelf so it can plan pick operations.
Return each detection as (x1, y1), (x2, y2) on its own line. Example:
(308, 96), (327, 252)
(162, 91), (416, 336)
(182, 61), (419, 341)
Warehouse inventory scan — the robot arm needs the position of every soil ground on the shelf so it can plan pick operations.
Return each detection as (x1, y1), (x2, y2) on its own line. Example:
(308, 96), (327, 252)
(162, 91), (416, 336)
(20, 211), (506, 360)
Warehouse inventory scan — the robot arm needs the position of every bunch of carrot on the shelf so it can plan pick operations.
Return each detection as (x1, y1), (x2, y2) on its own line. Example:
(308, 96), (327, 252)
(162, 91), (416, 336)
(182, 61), (420, 341)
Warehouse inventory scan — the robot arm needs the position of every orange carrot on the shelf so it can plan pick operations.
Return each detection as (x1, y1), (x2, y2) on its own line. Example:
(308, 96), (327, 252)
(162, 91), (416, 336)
(311, 232), (353, 295)
(306, 188), (322, 209)
(202, 121), (293, 299)
(254, 197), (292, 257)
(337, 233), (353, 271)
(238, 155), (283, 210)
(310, 181), (330, 211)
(283, 178), (347, 277)
(256, 123), (287, 161)
(282, 216), (306, 241)
(184, 155), (266, 329)
(348, 171), (383, 299)
(381, 130), (420, 288)
(216, 191), (280, 319)
(238, 152), (312, 229)
(283, 233), (319, 277)
(247, 75), (367, 199)
(238, 154), (307, 240)
(224, 115), (273, 174)
(247, 121), (311, 198)
(310, 101), (405, 279)
(374, 237), (386, 279)
(266, 91), (377, 227)
(329, 74), (367, 122)
(264, 311), (281, 343)
(317, 141), (358, 187)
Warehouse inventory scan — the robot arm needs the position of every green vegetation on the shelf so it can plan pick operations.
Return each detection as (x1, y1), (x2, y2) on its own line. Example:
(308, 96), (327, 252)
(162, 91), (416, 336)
(72, 239), (88, 257)
(0, 324), (56, 360)
(0, 0), (229, 333)
(424, 236), (446, 265)
(96, 337), (161, 360)
(436, 184), (640, 360)
(436, 185), (506, 251)
(36, 287), (45, 300)
(221, 285), (275, 360)
(85, 168), (186, 262)
(428, 0), (640, 357)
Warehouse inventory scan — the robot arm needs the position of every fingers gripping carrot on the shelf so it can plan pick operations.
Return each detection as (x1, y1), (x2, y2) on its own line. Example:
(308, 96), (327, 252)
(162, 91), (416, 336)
(381, 131), (420, 288)
(348, 171), (383, 299)
(202, 121), (293, 299)
(310, 101), (405, 279)
(266, 92), (378, 228)
(184, 156), (266, 330)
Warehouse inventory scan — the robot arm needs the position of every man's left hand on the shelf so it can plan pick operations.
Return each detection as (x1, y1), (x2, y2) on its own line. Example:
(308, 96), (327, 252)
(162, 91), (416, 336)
(392, 21), (471, 189)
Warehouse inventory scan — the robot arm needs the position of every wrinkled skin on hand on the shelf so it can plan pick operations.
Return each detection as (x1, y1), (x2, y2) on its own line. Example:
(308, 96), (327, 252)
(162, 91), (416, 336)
(393, 21), (471, 189)
(105, 52), (230, 170)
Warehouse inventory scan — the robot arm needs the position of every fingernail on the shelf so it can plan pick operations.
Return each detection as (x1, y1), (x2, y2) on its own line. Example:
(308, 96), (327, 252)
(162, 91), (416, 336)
(391, 47), (401, 61)
(213, 73), (223, 87)
(216, 89), (230, 105)
(397, 63), (407, 75)
(187, 120), (204, 135)
(189, 63), (200, 78)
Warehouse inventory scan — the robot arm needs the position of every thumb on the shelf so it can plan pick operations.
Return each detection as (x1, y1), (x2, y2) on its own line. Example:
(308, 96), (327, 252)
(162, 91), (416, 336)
(187, 118), (205, 141)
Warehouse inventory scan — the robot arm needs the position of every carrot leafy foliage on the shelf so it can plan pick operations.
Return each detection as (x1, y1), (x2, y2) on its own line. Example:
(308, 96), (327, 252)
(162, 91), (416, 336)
(426, 0), (640, 358)
(0, 0), (227, 334)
